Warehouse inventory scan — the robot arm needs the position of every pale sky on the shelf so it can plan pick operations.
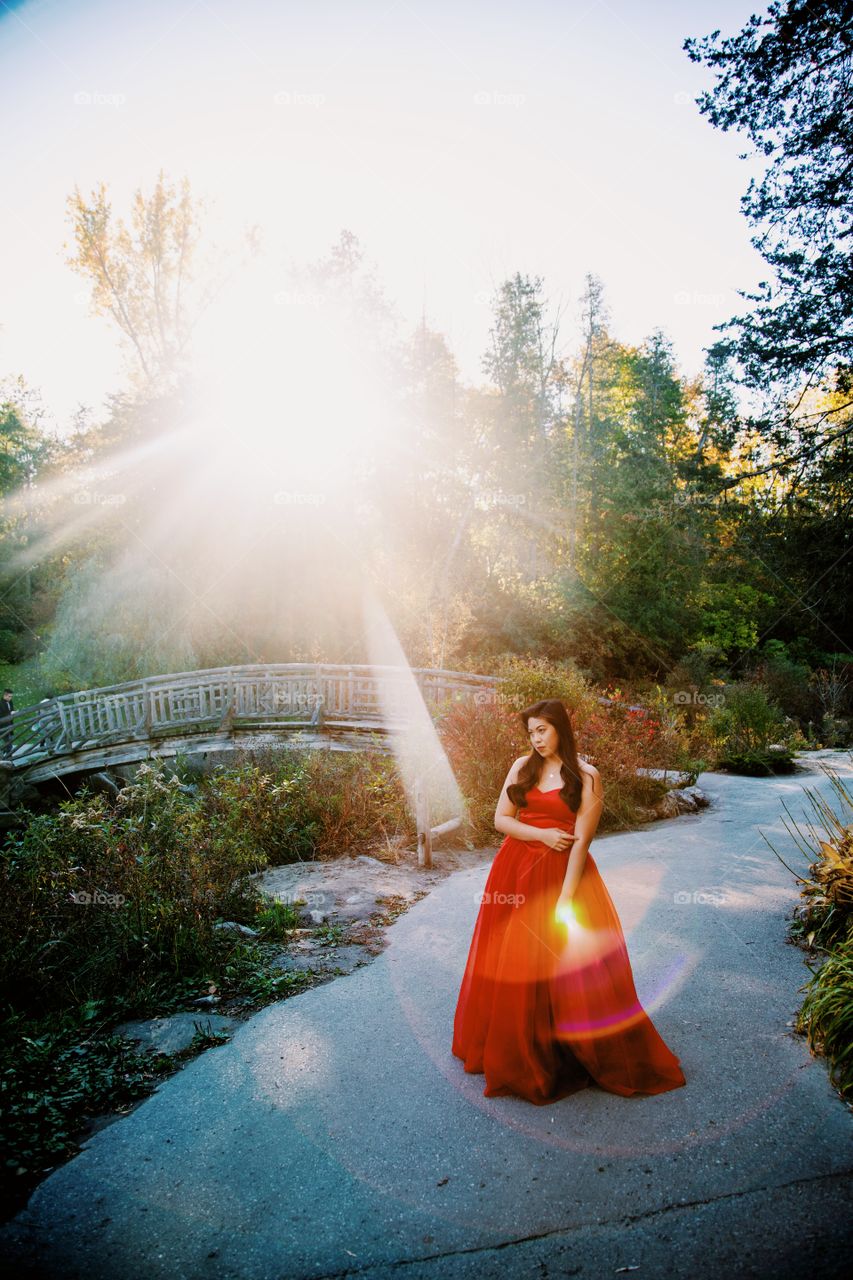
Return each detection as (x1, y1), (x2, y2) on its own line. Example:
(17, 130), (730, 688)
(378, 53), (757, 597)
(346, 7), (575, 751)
(1, 0), (765, 432)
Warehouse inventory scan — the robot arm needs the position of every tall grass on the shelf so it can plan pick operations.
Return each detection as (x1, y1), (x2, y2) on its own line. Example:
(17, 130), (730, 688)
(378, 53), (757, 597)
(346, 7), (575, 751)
(796, 935), (853, 1099)
(766, 757), (853, 1099)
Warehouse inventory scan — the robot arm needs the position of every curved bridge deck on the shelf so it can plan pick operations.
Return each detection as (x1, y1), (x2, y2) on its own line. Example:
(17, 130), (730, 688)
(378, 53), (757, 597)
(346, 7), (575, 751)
(3, 663), (500, 785)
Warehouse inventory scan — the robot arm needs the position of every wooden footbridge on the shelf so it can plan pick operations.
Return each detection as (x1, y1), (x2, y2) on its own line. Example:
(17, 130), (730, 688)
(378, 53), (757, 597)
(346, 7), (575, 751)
(1, 663), (502, 861)
(2, 663), (500, 783)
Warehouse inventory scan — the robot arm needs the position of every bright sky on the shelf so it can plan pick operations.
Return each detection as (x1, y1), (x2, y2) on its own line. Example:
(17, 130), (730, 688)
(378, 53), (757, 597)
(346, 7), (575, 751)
(1, 0), (765, 432)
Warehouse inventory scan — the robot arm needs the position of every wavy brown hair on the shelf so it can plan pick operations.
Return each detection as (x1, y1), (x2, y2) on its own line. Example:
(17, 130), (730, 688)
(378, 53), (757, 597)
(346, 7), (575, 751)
(506, 698), (584, 813)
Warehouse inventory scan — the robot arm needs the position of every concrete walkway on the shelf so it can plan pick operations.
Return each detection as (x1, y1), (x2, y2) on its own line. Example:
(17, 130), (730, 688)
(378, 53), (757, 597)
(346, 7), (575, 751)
(2, 752), (853, 1279)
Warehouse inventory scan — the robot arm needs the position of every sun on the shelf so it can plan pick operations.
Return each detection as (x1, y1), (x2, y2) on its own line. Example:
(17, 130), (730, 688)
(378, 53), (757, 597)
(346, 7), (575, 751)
(187, 257), (398, 497)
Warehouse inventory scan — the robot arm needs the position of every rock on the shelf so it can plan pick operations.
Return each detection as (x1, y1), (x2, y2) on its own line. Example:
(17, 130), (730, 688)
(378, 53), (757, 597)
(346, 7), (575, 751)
(654, 791), (685, 818)
(271, 944), (372, 976)
(652, 787), (709, 819)
(213, 921), (259, 938)
(113, 1012), (238, 1055)
(87, 771), (121, 799)
(334, 901), (381, 923)
(308, 909), (331, 925)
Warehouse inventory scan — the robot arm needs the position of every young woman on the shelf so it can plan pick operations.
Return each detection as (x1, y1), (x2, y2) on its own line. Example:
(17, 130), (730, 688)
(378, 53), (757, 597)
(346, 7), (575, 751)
(452, 698), (686, 1105)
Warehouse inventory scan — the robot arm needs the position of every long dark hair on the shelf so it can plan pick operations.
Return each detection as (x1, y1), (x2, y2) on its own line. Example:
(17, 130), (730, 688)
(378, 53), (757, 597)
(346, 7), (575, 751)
(506, 698), (583, 813)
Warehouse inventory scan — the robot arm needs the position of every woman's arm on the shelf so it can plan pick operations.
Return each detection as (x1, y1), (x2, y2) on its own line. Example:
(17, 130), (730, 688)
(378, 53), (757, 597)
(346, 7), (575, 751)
(560, 764), (604, 896)
(494, 756), (575, 849)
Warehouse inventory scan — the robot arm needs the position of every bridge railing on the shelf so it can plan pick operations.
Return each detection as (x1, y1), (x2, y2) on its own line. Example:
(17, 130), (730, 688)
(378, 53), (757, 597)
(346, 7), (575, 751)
(2, 664), (502, 769)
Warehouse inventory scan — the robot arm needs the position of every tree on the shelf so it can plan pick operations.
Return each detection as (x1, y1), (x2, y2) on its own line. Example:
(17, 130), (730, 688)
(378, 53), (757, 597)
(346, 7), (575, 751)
(685, 1), (853, 466)
(65, 170), (259, 391)
(480, 273), (568, 581)
(0, 378), (59, 662)
(0, 381), (49, 496)
(566, 333), (704, 675)
(563, 273), (609, 566)
(482, 272), (565, 446)
(693, 340), (740, 467)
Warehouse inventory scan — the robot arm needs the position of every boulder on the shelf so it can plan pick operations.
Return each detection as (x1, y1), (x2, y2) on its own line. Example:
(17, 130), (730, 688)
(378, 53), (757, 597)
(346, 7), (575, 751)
(213, 920), (259, 938)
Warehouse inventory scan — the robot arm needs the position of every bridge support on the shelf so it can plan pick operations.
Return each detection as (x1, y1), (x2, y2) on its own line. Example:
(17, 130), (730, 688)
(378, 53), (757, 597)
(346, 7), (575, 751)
(0, 760), (13, 816)
(415, 776), (432, 869)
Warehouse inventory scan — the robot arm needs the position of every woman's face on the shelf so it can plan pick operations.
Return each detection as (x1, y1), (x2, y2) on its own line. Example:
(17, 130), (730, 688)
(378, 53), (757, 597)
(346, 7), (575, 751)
(527, 716), (558, 757)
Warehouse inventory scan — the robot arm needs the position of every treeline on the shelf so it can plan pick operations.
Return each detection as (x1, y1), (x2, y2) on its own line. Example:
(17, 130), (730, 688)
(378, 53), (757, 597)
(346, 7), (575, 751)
(1, 0), (851, 714)
(0, 231), (848, 696)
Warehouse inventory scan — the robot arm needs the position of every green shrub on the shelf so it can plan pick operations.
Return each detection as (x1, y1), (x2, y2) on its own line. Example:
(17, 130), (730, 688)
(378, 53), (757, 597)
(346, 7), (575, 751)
(0, 629), (26, 664)
(227, 743), (412, 859)
(0, 766), (260, 1017)
(0, 658), (50, 711)
(492, 654), (601, 730)
(748, 642), (819, 723)
(710, 682), (796, 773)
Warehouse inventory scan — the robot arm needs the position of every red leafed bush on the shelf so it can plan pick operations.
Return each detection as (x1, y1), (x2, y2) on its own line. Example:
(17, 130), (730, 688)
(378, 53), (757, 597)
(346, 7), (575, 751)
(438, 692), (678, 840)
(578, 705), (672, 828)
(437, 697), (529, 843)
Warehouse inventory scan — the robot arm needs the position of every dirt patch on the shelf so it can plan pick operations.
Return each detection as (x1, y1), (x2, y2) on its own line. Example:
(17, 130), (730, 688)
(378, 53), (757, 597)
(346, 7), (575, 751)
(256, 843), (494, 973)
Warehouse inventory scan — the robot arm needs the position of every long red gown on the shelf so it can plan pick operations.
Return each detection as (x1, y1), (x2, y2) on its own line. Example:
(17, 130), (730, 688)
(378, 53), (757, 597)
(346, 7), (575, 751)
(452, 785), (686, 1105)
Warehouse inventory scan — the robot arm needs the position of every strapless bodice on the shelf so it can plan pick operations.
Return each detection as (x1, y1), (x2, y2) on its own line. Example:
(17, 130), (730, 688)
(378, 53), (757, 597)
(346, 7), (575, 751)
(515, 786), (577, 832)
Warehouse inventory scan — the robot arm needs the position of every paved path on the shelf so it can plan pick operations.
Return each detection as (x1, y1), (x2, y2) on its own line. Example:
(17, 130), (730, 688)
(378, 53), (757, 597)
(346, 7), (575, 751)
(2, 752), (853, 1279)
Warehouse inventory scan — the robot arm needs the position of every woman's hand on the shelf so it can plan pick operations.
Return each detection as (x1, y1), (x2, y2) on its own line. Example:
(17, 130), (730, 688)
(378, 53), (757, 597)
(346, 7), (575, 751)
(542, 827), (576, 852)
(554, 887), (593, 938)
(555, 886), (576, 923)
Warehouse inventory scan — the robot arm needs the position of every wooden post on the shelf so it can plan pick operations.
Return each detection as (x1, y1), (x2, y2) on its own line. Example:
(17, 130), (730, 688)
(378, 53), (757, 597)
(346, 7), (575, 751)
(142, 679), (152, 737)
(415, 776), (432, 869)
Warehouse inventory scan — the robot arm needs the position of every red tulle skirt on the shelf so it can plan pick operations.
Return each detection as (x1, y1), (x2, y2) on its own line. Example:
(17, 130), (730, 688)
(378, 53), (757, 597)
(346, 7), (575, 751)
(452, 786), (686, 1105)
